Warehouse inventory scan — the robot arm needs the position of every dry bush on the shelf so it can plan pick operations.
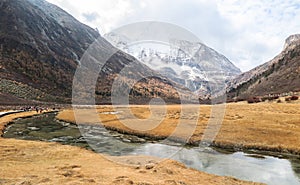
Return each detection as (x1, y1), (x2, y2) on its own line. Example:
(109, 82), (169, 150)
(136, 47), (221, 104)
(247, 97), (261, 104)
(262, 96), (279, 102)
(291, 96), (299, 101)
(271, 96), (280, 100)
(234, 98), (246, 103)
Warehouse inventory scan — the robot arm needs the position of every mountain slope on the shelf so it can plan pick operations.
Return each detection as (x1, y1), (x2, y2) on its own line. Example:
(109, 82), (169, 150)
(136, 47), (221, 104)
(105, 32), (241, 97)
(0, 0), (191, 104)
(0, 0), (99, 101)
(227, 34), (300, 99)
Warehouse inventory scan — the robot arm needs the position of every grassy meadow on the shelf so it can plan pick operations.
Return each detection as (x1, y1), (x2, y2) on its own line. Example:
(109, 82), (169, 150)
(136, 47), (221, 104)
(57, 101), (300, 154)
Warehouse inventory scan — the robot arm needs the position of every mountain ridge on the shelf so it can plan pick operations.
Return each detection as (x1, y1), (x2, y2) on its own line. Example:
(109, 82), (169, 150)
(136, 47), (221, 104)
(227, 34), (300, 99)
(0, 0), (192, 104)
(105, 32), (241, 97)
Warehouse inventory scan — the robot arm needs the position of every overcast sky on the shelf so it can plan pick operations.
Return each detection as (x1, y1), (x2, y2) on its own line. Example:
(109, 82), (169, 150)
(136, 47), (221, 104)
(46, 0), (300, 72)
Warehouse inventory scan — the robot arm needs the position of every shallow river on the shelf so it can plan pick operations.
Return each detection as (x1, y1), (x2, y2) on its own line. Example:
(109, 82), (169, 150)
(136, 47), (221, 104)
(3, 113), (300, 185)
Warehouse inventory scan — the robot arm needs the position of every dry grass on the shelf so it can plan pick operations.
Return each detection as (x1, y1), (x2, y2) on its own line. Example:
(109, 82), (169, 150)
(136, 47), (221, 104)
(0, 111), (261, 185)
(57, 102), (300, 154)
(214, 102), (300, 153)
(0, 139), (261, 185)
(58, 105), (204, 141)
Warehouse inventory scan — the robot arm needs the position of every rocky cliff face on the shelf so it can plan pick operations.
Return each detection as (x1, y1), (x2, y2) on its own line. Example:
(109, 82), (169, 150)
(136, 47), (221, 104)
(227, 34), (300, 99)
(0, 0), (190, 104)
(105, 32), (241, 98)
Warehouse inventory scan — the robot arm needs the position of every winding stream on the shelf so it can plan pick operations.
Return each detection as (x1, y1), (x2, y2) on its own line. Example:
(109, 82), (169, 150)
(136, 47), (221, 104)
(3, 113), (300, 185)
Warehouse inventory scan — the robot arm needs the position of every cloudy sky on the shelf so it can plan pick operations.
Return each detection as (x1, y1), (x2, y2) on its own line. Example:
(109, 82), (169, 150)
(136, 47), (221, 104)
(46, 0), (300, 72)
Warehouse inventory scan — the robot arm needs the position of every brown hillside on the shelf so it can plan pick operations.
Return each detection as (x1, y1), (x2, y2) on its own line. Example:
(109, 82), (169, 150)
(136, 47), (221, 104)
(227, 34), (300, 99)
(0, 0), (192, 104)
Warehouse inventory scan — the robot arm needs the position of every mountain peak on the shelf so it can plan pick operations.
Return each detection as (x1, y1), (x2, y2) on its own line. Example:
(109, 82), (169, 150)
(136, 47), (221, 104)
(0, 0), (193, 104)
(105, 32), (241, 96)
(284, 34), (300, 50)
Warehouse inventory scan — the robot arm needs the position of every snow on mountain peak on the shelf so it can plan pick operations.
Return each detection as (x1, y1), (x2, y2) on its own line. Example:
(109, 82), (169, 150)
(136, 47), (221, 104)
(104, 32), (241, 96)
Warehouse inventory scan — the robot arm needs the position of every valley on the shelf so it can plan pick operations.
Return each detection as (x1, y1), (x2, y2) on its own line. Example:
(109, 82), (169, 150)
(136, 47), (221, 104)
(0, 111), (262, 185)
(0, 0), (300, 184)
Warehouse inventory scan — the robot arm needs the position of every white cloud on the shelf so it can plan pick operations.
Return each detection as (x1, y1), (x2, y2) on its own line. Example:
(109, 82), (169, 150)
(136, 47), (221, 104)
(215, 0), (300, 70)
(47, 0), (135, 32)
(46, 0), (300, 72)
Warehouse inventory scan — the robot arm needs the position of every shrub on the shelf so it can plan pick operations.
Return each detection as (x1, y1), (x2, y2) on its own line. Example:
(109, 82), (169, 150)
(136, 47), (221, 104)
(247, 97), (261, 104)
(277, 99), (282, 103)
(268, 96), (279, 101)
(235, 98), (246, 102)
(261, 96), (279, 102)
(226, 99), (235, 103)
(247, 99), (255, 104)
(291, 96), (299, 101)
(285, 97), (291, 102)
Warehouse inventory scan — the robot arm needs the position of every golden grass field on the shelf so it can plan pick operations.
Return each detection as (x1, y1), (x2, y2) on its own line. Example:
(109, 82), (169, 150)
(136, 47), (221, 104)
(0, 111), (261, 185)
(57, 101), (300, 154)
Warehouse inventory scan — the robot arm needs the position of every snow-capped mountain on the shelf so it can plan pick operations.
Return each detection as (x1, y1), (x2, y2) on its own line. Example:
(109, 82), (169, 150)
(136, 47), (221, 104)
(105, 32), (241, 97)
(0, 0), (192, 104)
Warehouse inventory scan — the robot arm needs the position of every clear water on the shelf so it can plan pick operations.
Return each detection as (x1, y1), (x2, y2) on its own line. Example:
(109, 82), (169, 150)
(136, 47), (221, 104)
(3, 113), (300, 185)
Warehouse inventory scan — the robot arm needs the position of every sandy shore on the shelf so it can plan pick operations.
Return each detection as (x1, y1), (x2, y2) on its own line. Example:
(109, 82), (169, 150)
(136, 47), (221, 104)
(57, 102), (300, 155)
(0, 111), (262, 184)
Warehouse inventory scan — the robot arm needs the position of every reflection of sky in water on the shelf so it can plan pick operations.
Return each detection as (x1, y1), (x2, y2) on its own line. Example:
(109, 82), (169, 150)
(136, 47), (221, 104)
(130, 144), (300, 185)
(5, 114), (300, 185)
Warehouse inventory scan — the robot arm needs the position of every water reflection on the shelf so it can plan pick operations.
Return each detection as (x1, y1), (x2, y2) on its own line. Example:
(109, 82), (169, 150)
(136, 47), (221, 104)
(129, 144), (300, 185)
(291, 158), (300, 180)
(3, 113), (300, 185)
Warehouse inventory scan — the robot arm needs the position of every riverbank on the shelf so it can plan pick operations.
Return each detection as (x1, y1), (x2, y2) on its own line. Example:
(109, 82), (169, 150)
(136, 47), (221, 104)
(0, 111), (261, 184)
(0, 110), (48, 136)
(57, 102), (300, 155)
